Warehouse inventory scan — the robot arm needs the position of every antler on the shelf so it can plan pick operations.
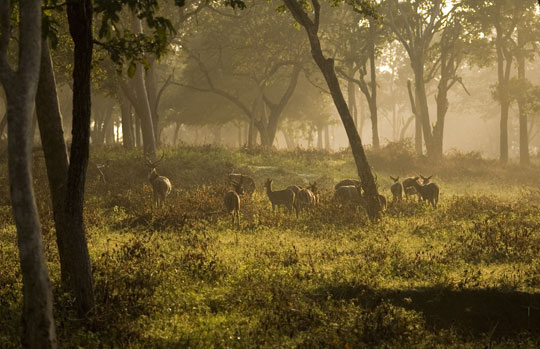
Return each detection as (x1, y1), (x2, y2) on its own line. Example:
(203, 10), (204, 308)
(145, 152), (165, 168)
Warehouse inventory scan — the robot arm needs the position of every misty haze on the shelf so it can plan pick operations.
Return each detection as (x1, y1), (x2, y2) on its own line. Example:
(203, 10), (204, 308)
(2, 0), (540, 348)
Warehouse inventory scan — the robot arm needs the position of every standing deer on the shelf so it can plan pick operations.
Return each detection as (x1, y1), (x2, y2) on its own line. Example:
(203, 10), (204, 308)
(402, 176), (420, 201)
(287, 185), (303, 195)
(146, 155), (172, 208)
(411, 175), (439, 207)
(265, 178), (297, 215)
(224, 177), (243, 228)
(390, 176), (403, 202)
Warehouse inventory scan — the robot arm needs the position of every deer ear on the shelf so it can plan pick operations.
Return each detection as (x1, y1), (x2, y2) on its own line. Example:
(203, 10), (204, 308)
(428, 175), (432, 180)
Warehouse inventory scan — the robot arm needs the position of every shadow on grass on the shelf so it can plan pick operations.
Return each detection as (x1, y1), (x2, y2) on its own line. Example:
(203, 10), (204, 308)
(312, 282), (540, 339)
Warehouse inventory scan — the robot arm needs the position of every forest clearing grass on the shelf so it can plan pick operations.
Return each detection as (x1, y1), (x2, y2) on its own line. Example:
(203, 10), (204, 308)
(2, 144), (540, 347)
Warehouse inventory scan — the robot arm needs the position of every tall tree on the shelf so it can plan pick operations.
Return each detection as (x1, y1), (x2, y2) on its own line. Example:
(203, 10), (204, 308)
(282, 0), (381, 221)
(0, 0), (57, 346)
(66, 0), (96, 317)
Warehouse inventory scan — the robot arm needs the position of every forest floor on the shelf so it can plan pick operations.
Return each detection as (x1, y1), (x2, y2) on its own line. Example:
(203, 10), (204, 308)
(2, 144), (540, 347)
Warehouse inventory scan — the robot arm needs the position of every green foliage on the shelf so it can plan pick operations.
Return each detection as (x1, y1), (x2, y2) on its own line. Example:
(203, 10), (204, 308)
(2, 147), (540, 347)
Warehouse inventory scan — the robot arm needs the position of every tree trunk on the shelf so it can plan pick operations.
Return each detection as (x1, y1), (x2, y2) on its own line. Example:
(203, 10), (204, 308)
(35, 38), (70, 287)
(317, 125), (323, 149)
(145, 58), (160, 145)
(368, 22), (379, 150)
(124, 16), (157, 156)
(174, 122), (181, 146)
(324, 124), (330, 151)
(120, 92), (134, 149)
(407, 80), (422, 155)
(66, 0), (96, 317)
(413, 61), (434, 158)
(0, 1), (57, 346)
(517, 30), (529, 166)
(347, 64), (357, 127)
(135, 113), (142, 148)
(496, 24), (511, 165)
(283, 0), (380, 220)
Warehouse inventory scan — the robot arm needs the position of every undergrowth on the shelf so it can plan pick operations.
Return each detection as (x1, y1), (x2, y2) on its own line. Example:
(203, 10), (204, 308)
(1, 145), (540, 347)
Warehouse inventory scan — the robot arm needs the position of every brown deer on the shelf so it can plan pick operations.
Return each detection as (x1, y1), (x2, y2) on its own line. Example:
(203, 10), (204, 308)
(145, 154), (172, 208)
(335, 179), (361, 190)
(224, 177), (243, 228)
(390, 176), (403, 202)
(296, 187), (316, 216)
(287, 185), (303, 195)
(265, 178), (297, 215)
(411, 175), (439, 207)
(308, 182), (320, 204)
(402, 176), (420, 201)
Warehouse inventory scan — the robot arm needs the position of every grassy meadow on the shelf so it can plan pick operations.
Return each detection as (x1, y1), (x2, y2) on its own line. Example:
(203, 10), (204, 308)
(2, 144), (540, 347)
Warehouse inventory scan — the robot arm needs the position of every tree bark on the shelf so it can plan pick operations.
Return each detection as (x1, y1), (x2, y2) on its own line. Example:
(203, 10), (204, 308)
(495, 22), (512, 165)
(283, 0), (381, 221)
(35, 38), (71, 287)
(66, 0), (96, 317)
(0, 0), (57, 346)
(145, 58), (160, 145)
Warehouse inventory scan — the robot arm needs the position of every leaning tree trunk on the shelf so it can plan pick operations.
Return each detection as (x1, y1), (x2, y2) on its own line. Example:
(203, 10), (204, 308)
(35, 38), (71, 286)
(0, 0), (57, 346)
(66, 0), (96, 318)
(283, 0), (381, 221)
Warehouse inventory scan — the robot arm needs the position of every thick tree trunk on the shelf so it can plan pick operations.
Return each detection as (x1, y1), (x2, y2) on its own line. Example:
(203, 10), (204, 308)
(135, 113), (142, 148)
(174, 122), (181, 146)
(413, 61), (434, 158)
(35, 38), (70, 286)
(66, 0), (96, 317)
(0, 0), (57, 346)
(283, 0), (380, 220)
(120, 92), (134, 149)
(500, 101), (509, 164)
(433, 82), (448, 160)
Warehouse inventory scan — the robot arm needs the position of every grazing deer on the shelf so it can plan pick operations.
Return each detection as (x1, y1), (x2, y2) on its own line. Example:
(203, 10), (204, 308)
(224, 177), (243, 228)
(228, 172), (256, 196)
(335, 179), (361, 190)
(390, 176), (403, 202)
(402, 176), (420, 201)
(411, 175), (439, 207)
(334, 185), (362, 205)
(296, 187), (316, 216)
(265, 178), (297, 215)
(145, 155), (172, 208)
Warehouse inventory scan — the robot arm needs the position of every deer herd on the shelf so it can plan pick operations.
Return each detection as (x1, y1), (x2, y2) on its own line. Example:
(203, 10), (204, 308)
(144, 155), (440, 228)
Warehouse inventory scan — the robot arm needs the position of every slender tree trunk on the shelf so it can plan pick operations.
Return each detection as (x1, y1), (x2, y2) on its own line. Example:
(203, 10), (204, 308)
(517, 31), (529, 166)
(0, 1), (57, 346)
(173, 121), (181, 146)
(316, 125), (323, 149)
(407, 80), (422, 155)
(368, 22), (379, 150)
(66, 0), (96, 317)
(347, 64), (357, 127)
(35, 38), (70, 286)
(135, 113), (142, 148)
(496, 24), (511, 165)
(324, 124), (330, 151)
(120, 92), (134, 149)
(145, 58), (160, 145)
